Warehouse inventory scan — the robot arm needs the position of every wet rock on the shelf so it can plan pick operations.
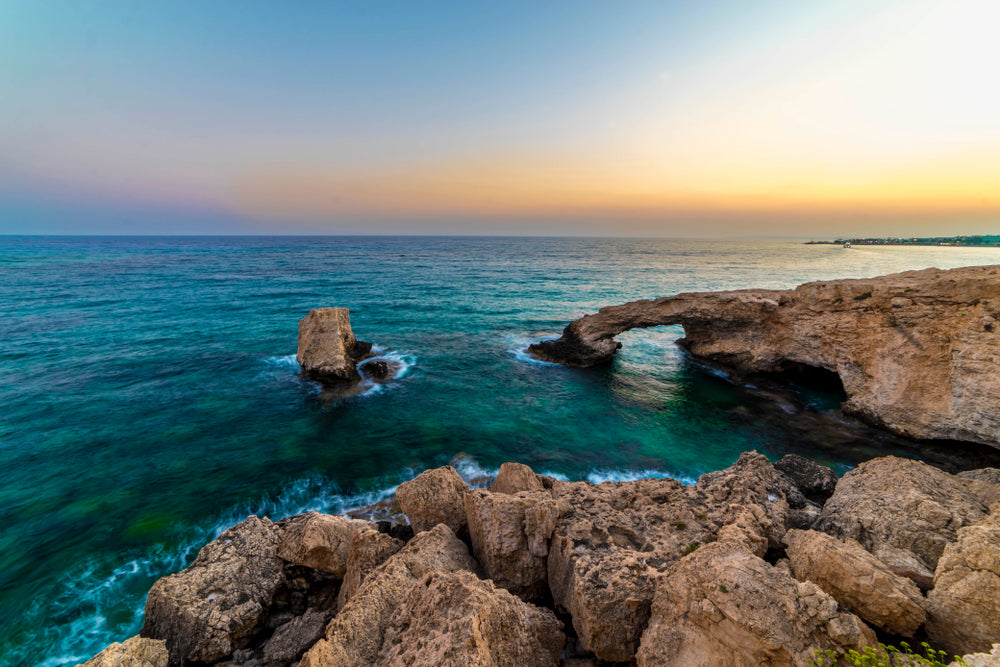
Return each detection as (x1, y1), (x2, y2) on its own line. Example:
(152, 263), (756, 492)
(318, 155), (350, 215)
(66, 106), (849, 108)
(296, 307), (372, 383)
(337, 524), (404, 610)
(376, 570), (565, 666)
(635, 541), (877, 667)
(530, 265), (1000, 447)
(395, 465), (470, 536)
(927, 506), (1000, 655)
(78, 636), (169, 667)
(546, 451), (789, 662)
(784, 529), (926, 636)
(816, 456), (1000, 588)
(464, 488), (563, 600)
(300, 524), (478, 667)
(358, 359), (390, 380)
(142, 516), (285, 666)
(775, 454), (838, 503)
(277, 512), (372, 576)
(490, 461), (546, 494)
(261, 608), (328, 666)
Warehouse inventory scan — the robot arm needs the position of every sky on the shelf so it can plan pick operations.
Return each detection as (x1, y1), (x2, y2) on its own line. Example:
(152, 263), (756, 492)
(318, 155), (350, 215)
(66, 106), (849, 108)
(2, 0), (999, 236)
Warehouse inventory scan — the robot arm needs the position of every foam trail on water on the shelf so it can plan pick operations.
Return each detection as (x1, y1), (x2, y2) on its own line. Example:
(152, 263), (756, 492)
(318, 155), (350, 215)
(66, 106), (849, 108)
(260, 346), (417, 399)
(586, 468), (698, 486)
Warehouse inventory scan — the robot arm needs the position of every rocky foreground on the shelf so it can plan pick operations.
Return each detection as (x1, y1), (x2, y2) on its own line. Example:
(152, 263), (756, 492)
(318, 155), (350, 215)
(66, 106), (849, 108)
(529, 265), (1000, 448)
(82, 454), (1000, 667)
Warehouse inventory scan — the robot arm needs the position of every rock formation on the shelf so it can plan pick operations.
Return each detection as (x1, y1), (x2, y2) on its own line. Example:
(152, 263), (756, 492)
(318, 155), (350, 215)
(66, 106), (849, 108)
(87, 453), (1000, 666)
(529, 265), (1000, 447)
(296, 308), (372, 383)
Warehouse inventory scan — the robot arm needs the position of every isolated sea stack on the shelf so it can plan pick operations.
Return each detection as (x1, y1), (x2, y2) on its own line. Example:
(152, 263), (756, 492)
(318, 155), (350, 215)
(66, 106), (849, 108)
(530, 265), (1000, 448)
(297, 308), (372, 383)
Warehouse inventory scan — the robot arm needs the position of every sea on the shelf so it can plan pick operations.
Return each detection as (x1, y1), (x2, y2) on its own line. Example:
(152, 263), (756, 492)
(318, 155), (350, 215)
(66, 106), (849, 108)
(3, 236), (1000, 666)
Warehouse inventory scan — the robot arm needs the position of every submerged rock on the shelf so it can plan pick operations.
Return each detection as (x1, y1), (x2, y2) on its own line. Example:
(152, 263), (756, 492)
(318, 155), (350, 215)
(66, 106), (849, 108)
(529, 265), (1000, 447)
(141, 516), (285, 666)
(296, 307), (372, 383)
(78, 636), (168, 667)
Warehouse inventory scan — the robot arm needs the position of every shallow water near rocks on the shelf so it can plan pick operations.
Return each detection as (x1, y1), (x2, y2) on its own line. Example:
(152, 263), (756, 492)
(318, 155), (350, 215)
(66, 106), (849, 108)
(3, 236), (1000, 666)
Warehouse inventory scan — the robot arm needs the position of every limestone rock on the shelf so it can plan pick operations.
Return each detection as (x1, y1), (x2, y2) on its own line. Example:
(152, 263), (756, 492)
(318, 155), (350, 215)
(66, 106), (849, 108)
(299, 524), (478, 667)
(336, 524), (404, 610)
(464, 488), (562, 600)
(78, 636), (168, 667)
(927, 507), (1000, 655)
(529, 265), (1000, 447)
(816, 456), (999, 588)
(635, 541), (877, 667)
(277, 512), (372, 576)
(261, 608), (328, 666)
(775, 454), (838, 503)
(952, 644), (1000, 667)
(141, 516), (285, 666)
(296, 308), (372, 383)
(490, 461), (546, 494)
(376, 570), (565, 666)
(546, 451), (789, 662)
(784, 529), (926, 636)
(395, 465), (470, 536)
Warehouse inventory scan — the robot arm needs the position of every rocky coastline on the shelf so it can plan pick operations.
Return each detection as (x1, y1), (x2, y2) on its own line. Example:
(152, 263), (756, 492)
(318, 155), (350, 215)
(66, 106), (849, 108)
(81, 454), (1000, 667)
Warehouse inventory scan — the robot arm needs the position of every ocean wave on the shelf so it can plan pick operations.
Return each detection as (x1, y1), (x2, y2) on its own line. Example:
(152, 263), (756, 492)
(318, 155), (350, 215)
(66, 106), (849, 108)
(259, 346), (417, 399)
(585, 468), (698, 486)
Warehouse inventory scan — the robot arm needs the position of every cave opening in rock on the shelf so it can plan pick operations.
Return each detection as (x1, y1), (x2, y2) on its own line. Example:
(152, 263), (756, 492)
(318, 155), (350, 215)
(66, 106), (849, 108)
(758, 362), (847, 411)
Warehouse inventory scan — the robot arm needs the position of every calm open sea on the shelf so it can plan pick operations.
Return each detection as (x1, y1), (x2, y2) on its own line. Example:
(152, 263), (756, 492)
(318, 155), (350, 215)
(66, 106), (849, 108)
(3, 236), (1000, 666)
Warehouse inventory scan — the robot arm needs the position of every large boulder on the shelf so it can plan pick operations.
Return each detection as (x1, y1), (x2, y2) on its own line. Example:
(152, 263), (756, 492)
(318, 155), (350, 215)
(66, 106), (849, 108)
(774, 454), (838, 503)
(529, 265), (1000, 448)
(376, 570), (565, 666)
(297, 307), (372, 383)
(336, 525), (404, 610)
(464, 488), (562, 600)
(395, 465), (470, 536)
(816, 456), (1000, 588)
(300, 524), (478, 667)
(277, 512), (372, 576)
(141, 516), (285, 666)
(784, 529), (926, 636)
(546, 452), (789, 662)
(78, 636), (168, 667)
(635, 541), (877, 667)
(490, 462), (546, 494)
(260, 608), (329, 667)
(927, 506), (1000, 655)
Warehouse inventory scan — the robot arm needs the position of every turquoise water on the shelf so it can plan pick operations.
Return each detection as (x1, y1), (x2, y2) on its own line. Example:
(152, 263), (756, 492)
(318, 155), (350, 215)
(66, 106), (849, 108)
(3, 236), (1000, 666)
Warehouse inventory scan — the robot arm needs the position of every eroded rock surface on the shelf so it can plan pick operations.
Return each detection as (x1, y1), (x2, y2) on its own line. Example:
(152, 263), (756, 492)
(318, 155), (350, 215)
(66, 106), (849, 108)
(277, 512), (371, 576)
(490, 461), (547, 494)
(784, 529), (926, 636)
(141, 516), (285, 666)
(297, 308), (372, 383)
(816, 456), (1000, 588)
(636, 541), (876, 667)
(529, 265), (1000, 446)
(396, 465), (470, 536)
(78, 636), (168, 667)
(376, 570), (565, 666)
(927, 505), (1000, 655)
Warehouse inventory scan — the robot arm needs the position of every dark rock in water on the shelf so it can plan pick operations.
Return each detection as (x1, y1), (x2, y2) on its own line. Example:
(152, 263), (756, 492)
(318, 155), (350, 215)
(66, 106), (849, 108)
(296, 307), (372, 383)
(141, 515), (286, 666)
(361, 359), (390, 379)
(775, 454), (838, 503)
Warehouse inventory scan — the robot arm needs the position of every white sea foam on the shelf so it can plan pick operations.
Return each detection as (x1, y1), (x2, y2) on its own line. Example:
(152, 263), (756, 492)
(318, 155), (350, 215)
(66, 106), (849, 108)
(260, 346), (416, 400)
(507, 335), (562, 366)
(585, 468), (698, 486)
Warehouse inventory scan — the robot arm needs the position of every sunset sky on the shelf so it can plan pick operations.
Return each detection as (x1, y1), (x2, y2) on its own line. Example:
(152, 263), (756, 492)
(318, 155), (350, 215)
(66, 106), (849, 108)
(2, 0), (998, 236)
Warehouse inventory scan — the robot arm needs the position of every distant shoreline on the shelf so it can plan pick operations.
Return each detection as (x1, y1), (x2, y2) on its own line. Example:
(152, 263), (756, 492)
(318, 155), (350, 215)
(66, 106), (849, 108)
(806, 235), (1000, 247)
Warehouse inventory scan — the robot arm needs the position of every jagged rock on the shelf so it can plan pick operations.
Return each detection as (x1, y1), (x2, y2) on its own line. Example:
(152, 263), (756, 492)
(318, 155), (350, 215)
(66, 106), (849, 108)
(336, 525), (404, 610)
(78, 636), (169, 667)
(490, 461), (546, 494)
(784, 529), (926, 636)
(952, 644), (1000, 667)
(927, 506), (1000, 655)
(297, 307), (372, 383)
(464, 488), (563, 600)
(277, 512), (372, 576)
(142, 516), (285, 666)
(300, 524), (478, 667)
(635, 541), (877, 667)
(529, 265), (1000, 447)
(816, 456), (1000, 588)
(261, 608), (328, 666)
(395, 465), (470, 536)
(959, 468), (1000, 486)
(547, 452), (789, 662)
(775, 454), (838, 503)
(376, 570), (565, 666)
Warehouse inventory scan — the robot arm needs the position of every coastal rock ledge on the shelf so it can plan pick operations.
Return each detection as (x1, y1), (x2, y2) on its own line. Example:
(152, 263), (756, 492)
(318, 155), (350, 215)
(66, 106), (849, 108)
(81, 454), (1000, 667)
(529, 265), (1000, 447)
